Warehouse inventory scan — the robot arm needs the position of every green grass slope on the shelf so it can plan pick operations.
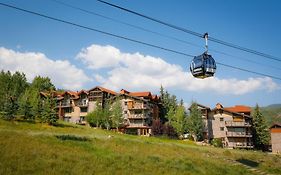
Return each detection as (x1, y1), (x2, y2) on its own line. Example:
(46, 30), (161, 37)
(0, 119), (280, 175)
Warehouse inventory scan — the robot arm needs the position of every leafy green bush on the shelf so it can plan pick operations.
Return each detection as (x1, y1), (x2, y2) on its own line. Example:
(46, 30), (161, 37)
(211, 138), (223, 147)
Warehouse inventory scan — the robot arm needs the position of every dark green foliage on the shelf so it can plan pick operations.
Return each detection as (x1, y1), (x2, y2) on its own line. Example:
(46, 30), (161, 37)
(31, 76), (55, 92)
(0, 70), (28, 120)
(55, 134), (90, 141)
(252, 104), (270, 150)
(19, 90), (35, 120)
(41, 96), (57, 125)
(0, 70), (56, 122)
(2, 97), (18, 120)
(159, 85), (177, 122)
(187, 102), (204, 141)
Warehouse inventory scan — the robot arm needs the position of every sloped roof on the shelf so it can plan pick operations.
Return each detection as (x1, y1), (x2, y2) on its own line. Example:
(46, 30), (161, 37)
(88, 86), (117, 95)
(129, 92), (152, 97)
(224, 105), (251, 113)
(212, 103), (252, 118)
(66, 91), (79, 99)
(78, 89), (89, 95)
(270, 123), (281, 129)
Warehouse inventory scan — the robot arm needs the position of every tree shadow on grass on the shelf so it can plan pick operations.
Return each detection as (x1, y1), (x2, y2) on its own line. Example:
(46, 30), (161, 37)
(236, 159), (259, 168)
(52, 122), (78, 128)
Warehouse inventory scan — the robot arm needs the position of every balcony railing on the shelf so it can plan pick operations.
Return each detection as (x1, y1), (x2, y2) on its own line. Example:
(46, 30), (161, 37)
(77, 101), (88, 106)
(225, 121), (251, 127)
(127, 114), (148, 119)
(127, 123), (148, 127)
(128, 104), (148, 110)
(230, 142), (254, 148)
(59, 102), (71, 107)
(226, 132), (252, 137)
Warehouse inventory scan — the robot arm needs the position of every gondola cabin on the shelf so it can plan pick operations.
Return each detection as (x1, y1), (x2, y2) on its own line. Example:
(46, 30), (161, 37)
(190, 52), (216, 78)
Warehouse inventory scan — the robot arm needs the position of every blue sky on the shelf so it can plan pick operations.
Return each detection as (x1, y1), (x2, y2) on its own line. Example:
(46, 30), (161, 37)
(0, 0), (281, 108)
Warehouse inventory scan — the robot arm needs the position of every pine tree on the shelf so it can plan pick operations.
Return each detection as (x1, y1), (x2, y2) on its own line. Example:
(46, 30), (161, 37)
(187, 103), (204, 141)
(41, 96), (57, 125)
(252, 104), (270, 150)
(19, 90), (34, 121)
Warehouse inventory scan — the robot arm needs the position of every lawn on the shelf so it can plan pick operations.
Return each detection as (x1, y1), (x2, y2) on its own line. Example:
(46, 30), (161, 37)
(0, 119), (280, 175)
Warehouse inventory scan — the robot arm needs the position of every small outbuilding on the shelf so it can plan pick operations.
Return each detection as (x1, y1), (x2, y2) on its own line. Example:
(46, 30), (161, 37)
(270, 123), (281, 154)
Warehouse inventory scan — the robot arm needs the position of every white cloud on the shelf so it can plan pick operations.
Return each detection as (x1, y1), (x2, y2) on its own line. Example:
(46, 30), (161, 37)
(0, 47), (91, 90)
(77, 44), (280, 95)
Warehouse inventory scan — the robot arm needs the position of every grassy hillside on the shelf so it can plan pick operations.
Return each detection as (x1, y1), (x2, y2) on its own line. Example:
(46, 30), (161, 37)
(0, 119), (280, 175)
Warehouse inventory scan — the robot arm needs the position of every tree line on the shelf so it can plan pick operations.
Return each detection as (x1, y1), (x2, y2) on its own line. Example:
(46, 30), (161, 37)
(152, 86), (204, 141)
(0, 70), (57, 125)
(0, 70), (270, 150)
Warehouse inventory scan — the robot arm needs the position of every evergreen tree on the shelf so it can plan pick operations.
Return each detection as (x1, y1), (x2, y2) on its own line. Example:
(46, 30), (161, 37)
(19, 90), (34, 121)
(159, 86), (178, 122)
(0, 71), (28, 120)
(3, 97), (18, 120)
(111, 97), (123, 131)
(187, 103), (204, 141)
(252, 104), (270, 150)
(41, 96), (57, 125)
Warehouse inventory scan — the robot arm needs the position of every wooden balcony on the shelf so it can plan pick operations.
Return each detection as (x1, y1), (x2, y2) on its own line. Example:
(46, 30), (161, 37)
(225, 121), (251, 127)
(231, 142), (254, 149)
(128, 104), (148, 110)
(127, 114), (148, 119)
(77, 101), (88, 107)
(226, 132), (252, 137)
(58, 102), (71, 107)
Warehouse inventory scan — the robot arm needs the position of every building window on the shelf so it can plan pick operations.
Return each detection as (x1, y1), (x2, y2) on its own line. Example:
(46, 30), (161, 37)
(220, 117), (224, 121)
(124, 101), (127, 105)
(124, 111), (128, 114)
(81, 107), (87, 113)
(220, 127), (224, 131)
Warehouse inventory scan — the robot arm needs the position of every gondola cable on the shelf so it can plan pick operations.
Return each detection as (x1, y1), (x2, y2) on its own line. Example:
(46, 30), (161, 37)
(97, 0), (281, 63)
(0, 2), (280, 81)
(50, 0), (281, 71)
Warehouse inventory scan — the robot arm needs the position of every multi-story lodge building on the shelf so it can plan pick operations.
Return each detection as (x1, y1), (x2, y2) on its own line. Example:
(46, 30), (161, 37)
(55, 86), (160, 136)
(194, 103), (253, 149)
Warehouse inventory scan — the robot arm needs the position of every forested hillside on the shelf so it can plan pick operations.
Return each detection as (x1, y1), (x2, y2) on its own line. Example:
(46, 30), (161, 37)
(253, 104), (281, 126)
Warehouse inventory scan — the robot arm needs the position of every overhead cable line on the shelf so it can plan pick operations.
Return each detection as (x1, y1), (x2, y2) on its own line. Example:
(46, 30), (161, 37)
(52, 0), (281, 71)
(50, 0), (200, 49)
(0, 2), (280, 81)
(97, 0), (281, 63)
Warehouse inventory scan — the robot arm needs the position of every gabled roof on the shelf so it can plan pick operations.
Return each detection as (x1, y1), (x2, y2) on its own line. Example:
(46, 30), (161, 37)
(129, 92), (152, 97)
(270, 123), (281, 129)
(118, 93), (149, 102)
(212, 104), (252, 118)
(152, 95), (158, 101)
(188, 103), (210, 111)
(78, 89), (89, 95)
(224, 105), (251, 113)
(89, 86), (117, 95)
(120, 89), (130, 94)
